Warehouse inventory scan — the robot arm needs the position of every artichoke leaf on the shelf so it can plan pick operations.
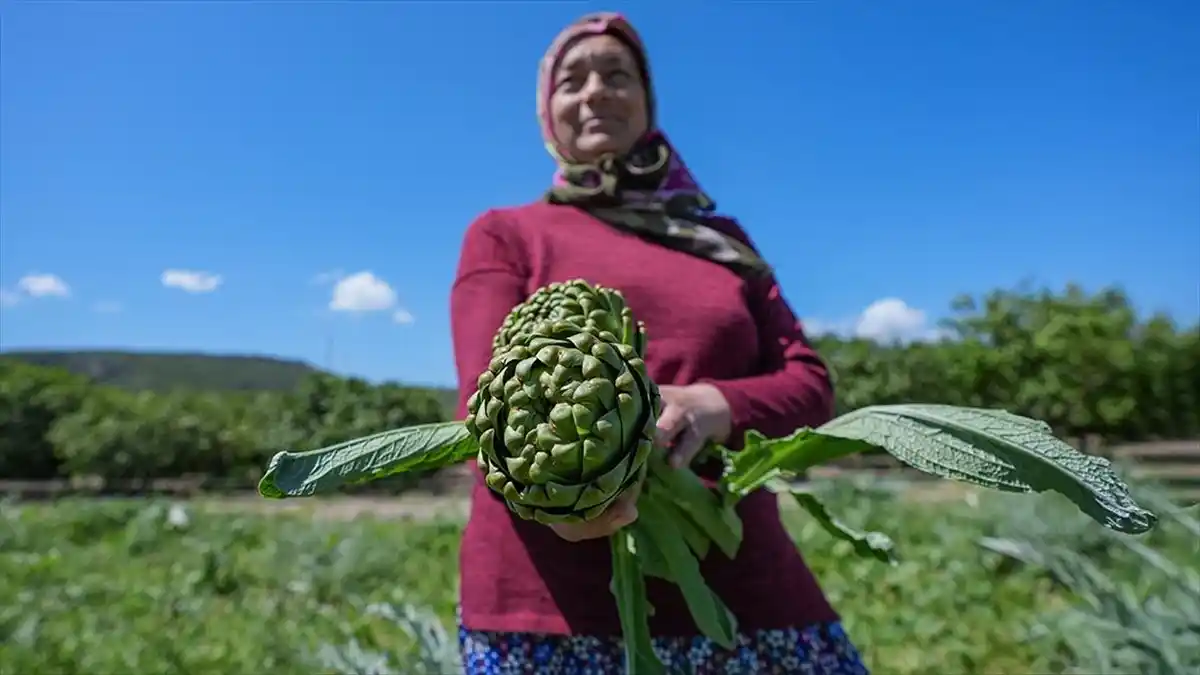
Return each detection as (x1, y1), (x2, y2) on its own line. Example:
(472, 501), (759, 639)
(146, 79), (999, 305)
(646, 453), (742, 559)
(813, 404), (1157, 535)
(637, 491), (738, 649)
(674, 510), (712, 560)
(765, 478), (898, 565)
(640, 488), (710, 560)
(721, 405), (1156, 535)
(721, 428), (874, 499)
(610, 530), (663, 675)
(258, 421), (477, 499)
(628, 520), (674, 580)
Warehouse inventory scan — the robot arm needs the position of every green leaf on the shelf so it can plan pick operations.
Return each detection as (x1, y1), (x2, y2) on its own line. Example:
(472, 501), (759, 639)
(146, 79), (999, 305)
(767, 479), (898, 565)
(610, 530), (663, 675)
(815, 404), (1158, 535)
(721, 428), (875, 498)
(636, 491), (738, 650)
(653, 498), (710, 562)
(257, 421), (477, 498)
(627, 525), (673, 580)
(646, 454), (742, 559)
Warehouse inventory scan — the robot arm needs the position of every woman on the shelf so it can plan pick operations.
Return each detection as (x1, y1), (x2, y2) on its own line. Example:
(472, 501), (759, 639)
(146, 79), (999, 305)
(450, 12), (868, 675)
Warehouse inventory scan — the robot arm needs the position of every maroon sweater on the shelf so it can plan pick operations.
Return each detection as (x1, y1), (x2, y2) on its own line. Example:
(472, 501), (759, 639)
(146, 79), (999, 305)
(450, 202), (839, 637)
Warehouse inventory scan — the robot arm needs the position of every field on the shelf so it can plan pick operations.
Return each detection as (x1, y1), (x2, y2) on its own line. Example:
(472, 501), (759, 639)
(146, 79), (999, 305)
(2, 479), (1197, 675)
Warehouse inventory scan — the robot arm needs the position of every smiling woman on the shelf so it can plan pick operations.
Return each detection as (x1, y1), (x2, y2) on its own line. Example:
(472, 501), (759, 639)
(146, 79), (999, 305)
(449, 11), (867, 675)
(544, 31), (650, 164)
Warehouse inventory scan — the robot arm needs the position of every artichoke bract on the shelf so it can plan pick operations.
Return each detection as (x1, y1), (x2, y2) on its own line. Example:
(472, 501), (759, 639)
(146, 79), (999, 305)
(492, 279), (646, 357)
(466, 312), (661, 525)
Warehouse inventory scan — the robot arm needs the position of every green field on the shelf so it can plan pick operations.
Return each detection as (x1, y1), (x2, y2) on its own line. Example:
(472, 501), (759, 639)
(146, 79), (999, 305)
(2, 480), (1196, 674)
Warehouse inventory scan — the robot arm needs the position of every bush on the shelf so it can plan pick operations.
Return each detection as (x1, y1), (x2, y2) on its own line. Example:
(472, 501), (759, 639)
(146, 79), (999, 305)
(1, 368), (450, 487)
(815, 282), (1199, 440)
(0, 362), (91, 479)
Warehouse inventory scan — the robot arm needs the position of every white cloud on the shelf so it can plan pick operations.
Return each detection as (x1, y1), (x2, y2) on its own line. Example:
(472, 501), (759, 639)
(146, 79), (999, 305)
(854, 298), (928, 342)
(92, 300), (123, 314)
(1, 274), (71, 308)
(162, 269), (222, 293)
(326, 271), (415, 324)
(330, 271), (398, 312)
(18, 273), (70, 298)
(805, 297), (941, 343)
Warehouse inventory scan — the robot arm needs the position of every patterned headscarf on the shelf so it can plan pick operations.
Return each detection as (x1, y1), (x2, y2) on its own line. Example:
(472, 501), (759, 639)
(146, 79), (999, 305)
(537, 12), (771, 278)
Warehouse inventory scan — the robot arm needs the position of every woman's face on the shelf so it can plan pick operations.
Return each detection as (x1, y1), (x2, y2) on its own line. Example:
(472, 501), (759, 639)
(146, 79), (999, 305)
(548, 34), (649, 163)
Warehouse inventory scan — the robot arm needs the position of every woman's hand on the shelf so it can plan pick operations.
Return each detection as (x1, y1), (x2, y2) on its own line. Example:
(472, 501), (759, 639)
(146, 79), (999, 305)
(655, 383), (733, 469)
(546, 383), (731, 542)
(548, 480), (641, 542)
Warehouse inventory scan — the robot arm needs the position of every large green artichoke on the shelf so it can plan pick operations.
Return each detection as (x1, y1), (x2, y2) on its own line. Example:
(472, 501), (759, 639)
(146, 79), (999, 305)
(492, 279), (645, 357)
(466, 310), (661, 524)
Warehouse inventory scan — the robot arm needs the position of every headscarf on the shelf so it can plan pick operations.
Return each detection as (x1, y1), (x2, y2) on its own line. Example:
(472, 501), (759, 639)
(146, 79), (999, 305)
(537, 13), (771, 279)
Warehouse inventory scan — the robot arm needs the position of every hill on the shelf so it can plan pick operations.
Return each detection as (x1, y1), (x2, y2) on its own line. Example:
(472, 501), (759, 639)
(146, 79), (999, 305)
(0, 349), (461, 416)
(0, 350), (325, 392)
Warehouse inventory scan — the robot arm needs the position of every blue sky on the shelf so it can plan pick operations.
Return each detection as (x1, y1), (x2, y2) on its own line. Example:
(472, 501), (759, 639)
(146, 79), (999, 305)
(2, 0), (1197, 387)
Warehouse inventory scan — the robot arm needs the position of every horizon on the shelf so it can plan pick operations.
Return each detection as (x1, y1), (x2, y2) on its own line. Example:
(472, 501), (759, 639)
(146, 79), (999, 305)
(3, 1), (1197, 388)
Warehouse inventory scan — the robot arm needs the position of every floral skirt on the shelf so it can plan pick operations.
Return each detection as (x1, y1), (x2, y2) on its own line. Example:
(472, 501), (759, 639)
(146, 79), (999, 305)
(458, 620), (869, 675)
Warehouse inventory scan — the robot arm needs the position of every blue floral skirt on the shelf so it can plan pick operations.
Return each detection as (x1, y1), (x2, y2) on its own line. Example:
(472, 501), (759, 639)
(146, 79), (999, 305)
(458, 620), (869, 674)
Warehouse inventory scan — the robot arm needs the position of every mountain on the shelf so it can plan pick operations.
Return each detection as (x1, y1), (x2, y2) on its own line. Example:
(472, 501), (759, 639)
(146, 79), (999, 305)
(2, 349), (464, 422)
(0, 349), (324, 392)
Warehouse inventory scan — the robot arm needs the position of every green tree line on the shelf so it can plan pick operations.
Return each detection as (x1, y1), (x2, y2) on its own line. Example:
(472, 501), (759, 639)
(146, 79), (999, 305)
(817, 284), (1199, 441)
(0, 366), (448, 486)
(1, 283), (1196, 484)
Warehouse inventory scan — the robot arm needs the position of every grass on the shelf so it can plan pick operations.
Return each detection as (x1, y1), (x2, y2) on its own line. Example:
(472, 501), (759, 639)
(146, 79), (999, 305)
(1, 479), (1195, 674)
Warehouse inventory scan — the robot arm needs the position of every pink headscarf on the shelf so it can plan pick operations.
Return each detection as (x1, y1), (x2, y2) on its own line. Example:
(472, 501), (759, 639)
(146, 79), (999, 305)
(536, 12), (705, 199)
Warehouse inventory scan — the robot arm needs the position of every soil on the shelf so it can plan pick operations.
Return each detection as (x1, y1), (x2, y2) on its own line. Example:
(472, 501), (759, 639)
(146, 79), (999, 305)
(190, 479), (980, 522)
(195, 492), (472, 522)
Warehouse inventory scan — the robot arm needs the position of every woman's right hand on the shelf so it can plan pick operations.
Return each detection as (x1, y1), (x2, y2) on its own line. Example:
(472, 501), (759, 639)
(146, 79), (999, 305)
(548, 480), (641, 542)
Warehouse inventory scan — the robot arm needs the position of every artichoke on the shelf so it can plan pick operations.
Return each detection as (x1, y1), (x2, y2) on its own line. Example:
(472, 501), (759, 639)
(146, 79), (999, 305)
(466, 313), (661, 525)
(492, 279), (645, 357)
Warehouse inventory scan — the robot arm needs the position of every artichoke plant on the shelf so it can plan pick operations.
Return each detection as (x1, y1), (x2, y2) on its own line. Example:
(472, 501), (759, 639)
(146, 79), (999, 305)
(258, 278), (1160, 675)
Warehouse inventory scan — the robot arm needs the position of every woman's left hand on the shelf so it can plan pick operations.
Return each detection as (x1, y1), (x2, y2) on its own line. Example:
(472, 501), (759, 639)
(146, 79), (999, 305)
(654, 383), (733, 469)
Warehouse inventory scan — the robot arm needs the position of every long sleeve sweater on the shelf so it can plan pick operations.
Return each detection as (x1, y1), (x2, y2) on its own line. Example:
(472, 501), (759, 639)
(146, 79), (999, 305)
(450, 201), (839, 637)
